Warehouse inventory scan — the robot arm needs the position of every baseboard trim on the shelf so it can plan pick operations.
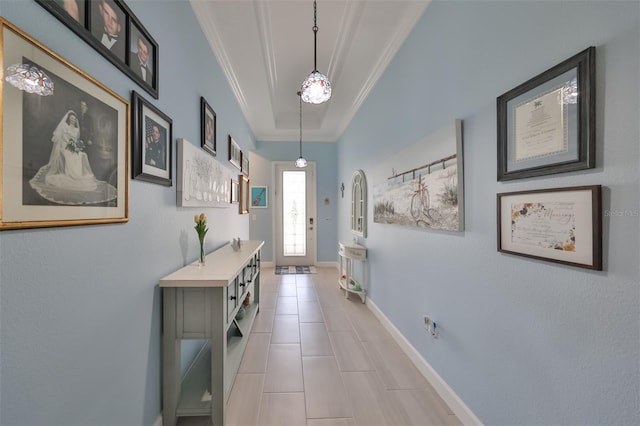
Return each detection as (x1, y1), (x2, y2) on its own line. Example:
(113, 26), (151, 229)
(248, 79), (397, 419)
(366, 298), (483, 426)
(152, 414), (162, 426)
(262, 261), (275, 268)
(316, 261), (338, 268)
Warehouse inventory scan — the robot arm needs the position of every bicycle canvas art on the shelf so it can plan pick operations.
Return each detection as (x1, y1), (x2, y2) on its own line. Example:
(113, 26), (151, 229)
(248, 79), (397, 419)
(372, 120), (464, 231)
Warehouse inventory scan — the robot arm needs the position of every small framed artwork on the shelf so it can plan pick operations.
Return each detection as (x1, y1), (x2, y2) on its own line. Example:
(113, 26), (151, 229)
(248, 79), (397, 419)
(241, 151), (249, 176)
(201, 97), (216, 156)
(497, 47), (595, 181)
(251, 186), (267, 208)
(228, 135), (241, 170)
(230, 179), (239, 204)
(1, 18), (129, 230)
(497, 185), (602, 270)
(176, 139), (231, 208)
(238, 174), (250, 214)
(37, 0), (88, 28)
(131, 91), (172, 186)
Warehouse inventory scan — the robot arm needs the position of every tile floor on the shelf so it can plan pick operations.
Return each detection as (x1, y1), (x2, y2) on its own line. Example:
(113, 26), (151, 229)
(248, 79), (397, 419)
(176, 266), (461, 426)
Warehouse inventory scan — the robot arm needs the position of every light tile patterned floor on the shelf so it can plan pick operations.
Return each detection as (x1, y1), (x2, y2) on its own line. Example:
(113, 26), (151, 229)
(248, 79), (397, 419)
(176, 266), (461, 426)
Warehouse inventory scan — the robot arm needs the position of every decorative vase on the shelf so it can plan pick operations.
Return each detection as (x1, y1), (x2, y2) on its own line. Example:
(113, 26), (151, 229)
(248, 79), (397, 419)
(199, 236), (206, 266)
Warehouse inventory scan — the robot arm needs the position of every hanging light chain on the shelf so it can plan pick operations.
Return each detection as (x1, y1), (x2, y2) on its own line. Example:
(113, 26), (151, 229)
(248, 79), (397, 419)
(313, 0), (318, 72)
(298, 91), (303, 155)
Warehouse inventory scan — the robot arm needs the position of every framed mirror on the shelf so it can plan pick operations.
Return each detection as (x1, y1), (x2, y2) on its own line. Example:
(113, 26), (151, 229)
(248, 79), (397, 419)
(351, 170), (367, 238)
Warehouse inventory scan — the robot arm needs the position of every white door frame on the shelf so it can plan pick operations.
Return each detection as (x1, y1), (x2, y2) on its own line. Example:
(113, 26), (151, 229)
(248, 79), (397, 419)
(272, 161), (317, 266)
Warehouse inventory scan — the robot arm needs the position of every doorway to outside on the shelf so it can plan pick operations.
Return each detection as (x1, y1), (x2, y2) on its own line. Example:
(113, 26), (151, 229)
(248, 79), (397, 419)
(274, 161), (317, 266)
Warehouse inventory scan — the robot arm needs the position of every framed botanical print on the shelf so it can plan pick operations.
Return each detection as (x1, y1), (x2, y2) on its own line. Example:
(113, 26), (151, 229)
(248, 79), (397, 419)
(131, 91), (172, 186)
(1, 18), (129, 230)
(497, 185), (602, 270)
(201, 97), (216, 156)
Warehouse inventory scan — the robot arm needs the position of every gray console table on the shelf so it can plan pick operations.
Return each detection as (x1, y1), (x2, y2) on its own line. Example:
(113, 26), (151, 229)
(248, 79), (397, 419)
(159, 240), (264, 426)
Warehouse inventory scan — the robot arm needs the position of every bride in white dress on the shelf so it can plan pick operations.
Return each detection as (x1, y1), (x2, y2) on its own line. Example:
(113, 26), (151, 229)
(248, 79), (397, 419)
(29, 109), (117, 205)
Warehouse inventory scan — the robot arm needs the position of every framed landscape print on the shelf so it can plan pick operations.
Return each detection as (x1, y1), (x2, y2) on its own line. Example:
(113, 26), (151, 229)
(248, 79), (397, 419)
(497, 47), (595, 181)
(497, 185), (602, 270)
(131, 91), (172, 186)
(201, 97), (216, 156)
(35, 0), (159, 98)
(1, 18), (129, 230)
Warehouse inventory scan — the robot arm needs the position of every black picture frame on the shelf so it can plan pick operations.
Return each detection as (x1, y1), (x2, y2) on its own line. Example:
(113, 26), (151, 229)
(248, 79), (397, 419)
(131, 91), (172, 186)
(201, 97), (216, 156)
(497, 185), (602, 270)
(497, 47), (595, 181)
(228, 135), (241, 170)
(35, 0), (159, 99)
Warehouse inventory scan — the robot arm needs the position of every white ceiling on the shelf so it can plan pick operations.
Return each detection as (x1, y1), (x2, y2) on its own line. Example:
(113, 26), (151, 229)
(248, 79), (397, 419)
(190, 0), (431, 142)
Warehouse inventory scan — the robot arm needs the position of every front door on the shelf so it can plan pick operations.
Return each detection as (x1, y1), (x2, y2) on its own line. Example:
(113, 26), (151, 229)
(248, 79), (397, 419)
(274, 161), (316, 266)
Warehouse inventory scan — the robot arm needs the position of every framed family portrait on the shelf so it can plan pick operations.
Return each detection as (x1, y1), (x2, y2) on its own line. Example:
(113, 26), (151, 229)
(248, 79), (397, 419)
(131, 91), (172, 186)
(1, 18), (129, 230)
(497, 185), (602, 270)
(238, 174), (250, 214)
(201, 97), (216, 156)
(228, 135), (241, 170)
(251, 186), (267, 208)
(35, 0), (159, 98)
(497, 47), (595, 181)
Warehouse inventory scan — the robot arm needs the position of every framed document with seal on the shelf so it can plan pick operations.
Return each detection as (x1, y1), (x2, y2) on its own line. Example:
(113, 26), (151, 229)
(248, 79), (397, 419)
(497, 185), (602, 270)
(497, 47), (595, 181)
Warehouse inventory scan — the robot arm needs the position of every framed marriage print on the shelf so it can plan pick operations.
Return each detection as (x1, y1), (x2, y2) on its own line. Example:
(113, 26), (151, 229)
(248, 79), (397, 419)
(201, 96), (216, 156)
(1, 18), (129, 230)
(131, 91), (172, 186)
(251, 186), (267, 208)
(497, 47), (595, 181)
(497, 185), (602, 270)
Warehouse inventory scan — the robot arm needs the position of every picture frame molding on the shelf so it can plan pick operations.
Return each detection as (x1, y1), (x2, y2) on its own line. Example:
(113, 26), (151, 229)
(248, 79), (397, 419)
(131, 91), (172, 186)
(497, 185), (602, 270)
(497, 47), (595, 181)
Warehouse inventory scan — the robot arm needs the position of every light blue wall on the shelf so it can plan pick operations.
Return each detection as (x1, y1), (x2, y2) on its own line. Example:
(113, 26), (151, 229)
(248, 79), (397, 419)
(0, 1), (254, 425)
(249, 141), (338, 263)
(337, 1), (639, 424)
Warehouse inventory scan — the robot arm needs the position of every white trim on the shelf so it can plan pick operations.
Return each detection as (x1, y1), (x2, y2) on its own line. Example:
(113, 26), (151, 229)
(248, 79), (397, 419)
(366, 298), (483, 426)
(316, 261), (338, 269)
(261, 261), (275, 268)
(152, 414), (162, 426)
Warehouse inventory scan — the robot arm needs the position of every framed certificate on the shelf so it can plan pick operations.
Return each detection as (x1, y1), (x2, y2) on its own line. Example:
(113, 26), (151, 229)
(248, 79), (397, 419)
(497, 47), (595, 181)
(497, 185), (602, 270)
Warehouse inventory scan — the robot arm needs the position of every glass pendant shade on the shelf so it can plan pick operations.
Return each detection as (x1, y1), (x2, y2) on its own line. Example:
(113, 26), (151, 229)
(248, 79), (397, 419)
(295, 156), (308, 168)
(301, 70), (331, 104)
(5, 63), (54, 96)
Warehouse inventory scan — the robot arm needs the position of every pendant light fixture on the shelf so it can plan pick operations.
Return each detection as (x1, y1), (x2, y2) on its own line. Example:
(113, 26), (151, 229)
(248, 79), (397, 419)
(5, 63), (54, 96)
(300, 0), (331, 104)
(295, 91), (308, 168)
